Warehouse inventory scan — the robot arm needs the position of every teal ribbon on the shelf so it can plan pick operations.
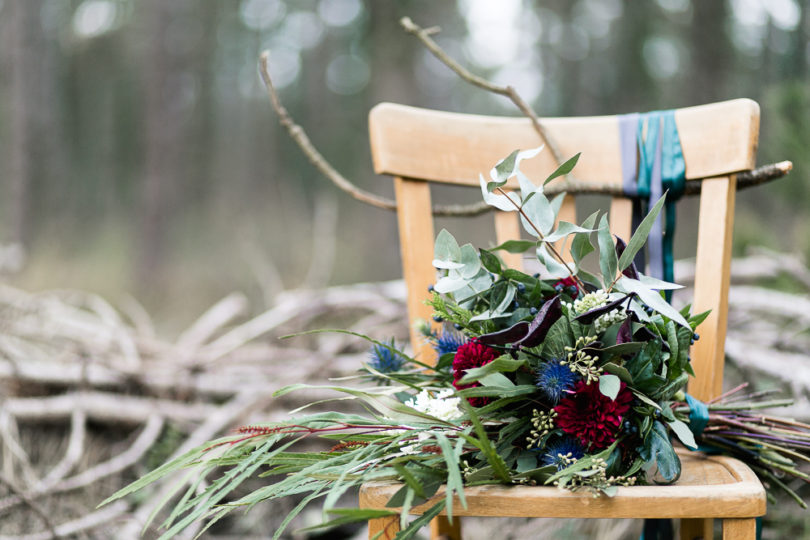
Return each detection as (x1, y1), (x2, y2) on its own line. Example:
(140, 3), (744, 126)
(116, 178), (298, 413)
(636, 112), (685, 300)
(620, 111), (686, 301)
(685, 393), (709, 438)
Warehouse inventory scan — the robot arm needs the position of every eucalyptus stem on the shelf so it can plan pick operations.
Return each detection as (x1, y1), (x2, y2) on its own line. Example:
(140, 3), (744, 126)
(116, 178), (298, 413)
(494, 187), (585, 291)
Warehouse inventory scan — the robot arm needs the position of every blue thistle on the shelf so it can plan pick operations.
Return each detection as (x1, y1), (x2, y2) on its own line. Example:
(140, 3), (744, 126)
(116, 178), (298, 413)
(368, 340), (406, 374)
(535, 359), (578, 404)
(540, 437), (585, 470)
(434, 330), (468, 356)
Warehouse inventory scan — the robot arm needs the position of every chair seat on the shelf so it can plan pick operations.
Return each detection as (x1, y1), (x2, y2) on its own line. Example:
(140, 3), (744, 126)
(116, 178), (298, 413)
(359, 451), (766, 519)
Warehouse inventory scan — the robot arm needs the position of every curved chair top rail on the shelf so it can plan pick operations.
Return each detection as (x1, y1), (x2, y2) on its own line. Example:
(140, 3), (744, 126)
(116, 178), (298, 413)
(369, 99), (759, 188)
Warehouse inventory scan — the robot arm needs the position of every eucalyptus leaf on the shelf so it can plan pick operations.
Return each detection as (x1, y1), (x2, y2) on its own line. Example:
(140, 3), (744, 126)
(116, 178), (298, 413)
(617, 193), (667, 271)
(434, 229), (461, 267)
(598, 374), (621, 400)
(543, 221), (597, 243)
(616, 276), (690, 329)
(520, 190), (555, 237)
(480, 173), (521, 211)
(491, 239), (537, 254)
(597, 214), (618, 287)
(570, 211), (599, 266)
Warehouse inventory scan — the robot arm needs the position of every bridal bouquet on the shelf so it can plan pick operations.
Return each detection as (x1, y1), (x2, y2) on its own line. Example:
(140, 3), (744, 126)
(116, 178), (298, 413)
(105, 148), (809, 538)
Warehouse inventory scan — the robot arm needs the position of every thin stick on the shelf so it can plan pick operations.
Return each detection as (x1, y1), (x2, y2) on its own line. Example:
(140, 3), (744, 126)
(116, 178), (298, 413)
(494, 187), (584, 289)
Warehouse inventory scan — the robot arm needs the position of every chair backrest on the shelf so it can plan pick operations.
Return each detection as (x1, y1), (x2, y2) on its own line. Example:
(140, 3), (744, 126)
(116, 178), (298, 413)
(368, 100), (759, 402)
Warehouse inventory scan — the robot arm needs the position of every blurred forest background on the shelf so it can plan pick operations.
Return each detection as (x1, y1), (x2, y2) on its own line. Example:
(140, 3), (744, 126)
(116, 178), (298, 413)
(1, 0), (809, 328)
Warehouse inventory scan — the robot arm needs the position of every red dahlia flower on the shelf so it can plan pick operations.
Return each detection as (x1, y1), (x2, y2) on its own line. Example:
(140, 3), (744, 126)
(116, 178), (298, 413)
(554, 380), (633, 449)
(452, 341), (499, 407)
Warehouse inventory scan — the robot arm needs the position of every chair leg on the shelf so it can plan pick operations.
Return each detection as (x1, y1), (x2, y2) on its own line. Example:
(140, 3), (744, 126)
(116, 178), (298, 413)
(430, 516), (462, 540)
(368, 516), (400, 539)
(681, 518), (713, 540)
(721, 518), (756, 540)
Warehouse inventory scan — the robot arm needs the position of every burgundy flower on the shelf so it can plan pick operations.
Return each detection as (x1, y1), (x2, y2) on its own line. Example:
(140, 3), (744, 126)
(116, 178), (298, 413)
(452, 341), (499, 407)
(554, 380), (633, 449)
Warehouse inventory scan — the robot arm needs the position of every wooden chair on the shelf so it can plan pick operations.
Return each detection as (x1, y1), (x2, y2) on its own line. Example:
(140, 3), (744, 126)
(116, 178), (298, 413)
(358, 100), (766, 540)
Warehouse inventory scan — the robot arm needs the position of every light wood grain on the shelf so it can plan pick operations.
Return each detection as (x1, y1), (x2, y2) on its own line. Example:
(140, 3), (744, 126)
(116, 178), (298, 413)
(368, 516), (400, 539)
(689, 176), (737, 401)
(360, 452), (765, 521)
(721, 518), (756, 540)
(370, 100), (758, 188)
(394, 177), (438, 365)
(610, 197), (634, 244)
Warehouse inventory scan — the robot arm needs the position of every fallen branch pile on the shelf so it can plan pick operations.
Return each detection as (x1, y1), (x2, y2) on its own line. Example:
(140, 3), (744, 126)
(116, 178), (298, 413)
(0, 249), (808, 538)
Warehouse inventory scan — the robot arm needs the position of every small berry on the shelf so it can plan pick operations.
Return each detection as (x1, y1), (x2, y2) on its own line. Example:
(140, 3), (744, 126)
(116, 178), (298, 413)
(517, 283), (526, 293)
(427, 284), (435, 293)
(530, 307), (538, 315)
(693, 333), (700, 341)
(512, 300), (520, 309)
(433, 315), (443, 322)
(454, 323), (462, 330)
(554, 284), (563, 292)
(532, 273), (540, 278)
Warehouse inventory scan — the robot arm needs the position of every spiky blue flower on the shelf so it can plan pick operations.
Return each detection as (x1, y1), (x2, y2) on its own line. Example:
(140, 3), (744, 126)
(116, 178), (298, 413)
(434, 330), (468, 356)
(535, 359), (578, 404)
(368, 341), (406, 374)
(540, 437), (585, 470)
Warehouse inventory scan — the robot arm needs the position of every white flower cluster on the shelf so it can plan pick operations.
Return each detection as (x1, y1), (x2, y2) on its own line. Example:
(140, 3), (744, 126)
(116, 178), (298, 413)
(594, 309), (628, 333)
(570, 289), (609, 315)
(405, 389), (463, 422)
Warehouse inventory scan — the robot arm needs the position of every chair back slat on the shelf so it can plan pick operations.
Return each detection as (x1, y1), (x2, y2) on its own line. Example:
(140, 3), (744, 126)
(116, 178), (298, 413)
(377, 102), (759, 399)
(370, 100), (758, 188)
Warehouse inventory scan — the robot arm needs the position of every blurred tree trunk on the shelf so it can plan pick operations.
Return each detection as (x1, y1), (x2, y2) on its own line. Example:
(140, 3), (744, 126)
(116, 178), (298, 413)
(688, 1), (733, 103)
(7, 0), (42, 246)
(137, 0), (188, 289)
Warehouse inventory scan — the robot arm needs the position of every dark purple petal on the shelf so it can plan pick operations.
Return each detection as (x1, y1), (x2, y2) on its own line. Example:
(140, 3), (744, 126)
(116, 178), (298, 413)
(477, 321), (530, 346)
(617, 317), (634, 344)
(614, 236), (640, 280)
(514, 295), (563, 348)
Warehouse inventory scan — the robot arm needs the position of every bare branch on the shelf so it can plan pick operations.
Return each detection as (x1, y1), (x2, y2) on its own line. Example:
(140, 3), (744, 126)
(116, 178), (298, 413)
(399, 17), (566, 169)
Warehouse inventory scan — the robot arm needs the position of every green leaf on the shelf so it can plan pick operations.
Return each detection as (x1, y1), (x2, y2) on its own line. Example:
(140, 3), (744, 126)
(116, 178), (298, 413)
(520, 190), (555, 237)
(458, 401), (511, 483)
(479, 249), (502, 274)
(457, 356), (526, 385)
(491, 239), (536, 254)
(433, 229), (462, 269)
(601, 362), (633, 384)
(492, 149), (521, 182)
(570, 211), (599, 266)
(667, 419), (698, 450)
(641, 420), (682, 483)
(458, 244), (482, 279)
(598, 374), (621, 400)
(478, 372), (515, 388)
(435, 432), (467, 517)
(616, 276), (690, 329)
(543, 221), (597, 243)
(597, 214), (618, 286)
(543, 152), (581, 185)
(617, 193), (667, 271)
